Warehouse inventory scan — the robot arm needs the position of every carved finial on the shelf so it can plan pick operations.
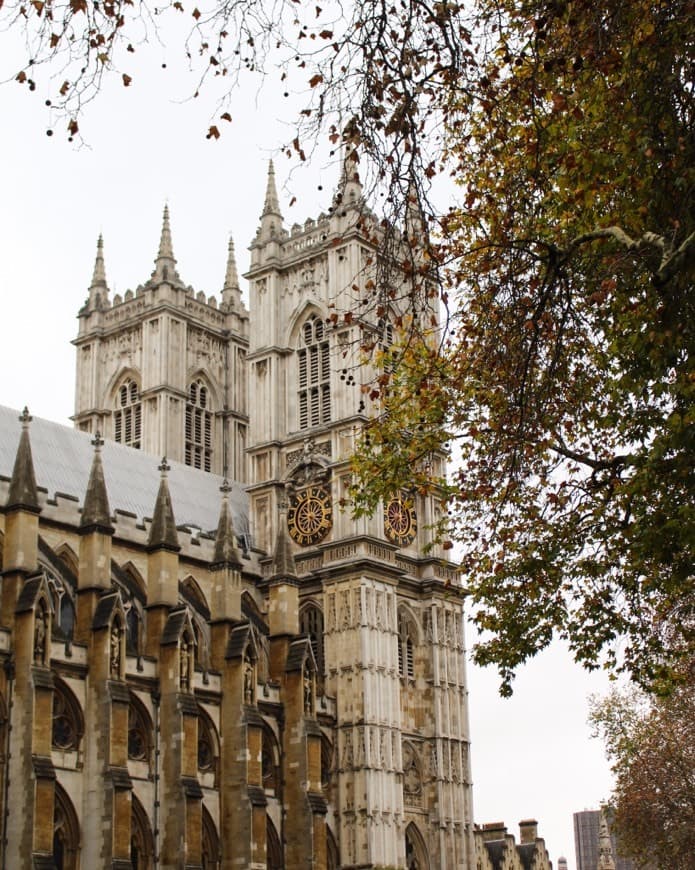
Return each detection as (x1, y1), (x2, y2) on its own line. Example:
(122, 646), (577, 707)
(148, 457), (179, 552)
(262, 160), (282, 217)
(158, 205), (174, 260)
(151, 205), (181, 284)
(221, 235), (244, 311)
(213, 478), (241, 567)
(8, 406), (40, 512)
(333, 140), (363, 208)
(92, 431), (104, 450)
(90, 234), (108, 288)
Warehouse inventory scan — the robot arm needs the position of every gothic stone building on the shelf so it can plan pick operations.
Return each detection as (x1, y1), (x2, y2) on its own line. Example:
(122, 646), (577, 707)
(0, 163), (475, 868)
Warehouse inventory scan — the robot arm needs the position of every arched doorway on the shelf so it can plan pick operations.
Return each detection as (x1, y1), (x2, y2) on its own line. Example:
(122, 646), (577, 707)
(405, 821), (429, 870)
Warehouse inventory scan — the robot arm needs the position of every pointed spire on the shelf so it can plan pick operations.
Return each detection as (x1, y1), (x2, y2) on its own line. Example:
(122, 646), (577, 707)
(262, 161), (282, 218)
(272, 502), (296, 578)
(333, 141), (363, 209)
(212, 480), (242, 567)
(7, 407), (40, 513)
(147, 458), (180, 551)
(221, 235), (243, 311)
(597, 810), (616, 870)
(80, 432), (113, 533)
(90, 234), (108, 289)
(84, 234), (110, 312)
(405, 177), (426, 241)
(151, 204), (181, 285)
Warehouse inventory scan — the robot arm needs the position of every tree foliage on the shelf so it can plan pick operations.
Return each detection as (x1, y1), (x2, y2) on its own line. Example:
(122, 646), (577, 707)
(3, 0), (694, 692)
(590, 673), (695, 869)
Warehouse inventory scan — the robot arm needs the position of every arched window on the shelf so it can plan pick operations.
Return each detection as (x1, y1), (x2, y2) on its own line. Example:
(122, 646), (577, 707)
(267, 816), (283, 870)
(52, 680), (84, 752)
(114, 378), (142, 449)
(128, 695), (153, 767)
(53, 783), (80, 870)
(299, 604), (324, 678)
(131, 793), (154, 870)
(45, 570), (75, 643)
(185, 379), (214, 471)
(297, 315), (330, 430)
(197, 707), (220, 786)
(398, 610), (416, 680)
(262, 727), (280, 796)
(202, 806), (220, 870)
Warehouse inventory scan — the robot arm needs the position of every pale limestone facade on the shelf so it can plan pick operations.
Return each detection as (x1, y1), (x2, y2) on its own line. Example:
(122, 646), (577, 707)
(0, 160), (475, 868)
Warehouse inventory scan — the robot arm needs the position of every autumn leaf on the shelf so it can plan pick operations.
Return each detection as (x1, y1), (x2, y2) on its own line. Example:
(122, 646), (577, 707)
(122, 73), (132, 86)
(308, 73), (323, 88)
(206, 125), (220, 139)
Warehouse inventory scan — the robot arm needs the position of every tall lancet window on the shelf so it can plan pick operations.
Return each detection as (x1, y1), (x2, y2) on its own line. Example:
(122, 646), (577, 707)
(298, 314), (331, 429)
(114, 379), (142, 449)
(185, 379), (213, 472)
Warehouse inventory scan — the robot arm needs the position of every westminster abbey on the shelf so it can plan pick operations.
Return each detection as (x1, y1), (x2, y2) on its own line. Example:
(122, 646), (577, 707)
(0, 161), (554, 869)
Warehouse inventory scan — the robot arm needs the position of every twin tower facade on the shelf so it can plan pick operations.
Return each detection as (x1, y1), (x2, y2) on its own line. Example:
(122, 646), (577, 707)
(1, 161), (474, 867)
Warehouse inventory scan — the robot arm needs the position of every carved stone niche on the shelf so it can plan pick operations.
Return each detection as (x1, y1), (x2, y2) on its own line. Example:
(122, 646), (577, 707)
(285, 438), (332, 491)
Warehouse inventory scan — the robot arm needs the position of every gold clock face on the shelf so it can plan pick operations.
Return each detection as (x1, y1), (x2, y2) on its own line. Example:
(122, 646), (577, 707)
(384, 493), (417, 547)
(287, 485), (333, 547)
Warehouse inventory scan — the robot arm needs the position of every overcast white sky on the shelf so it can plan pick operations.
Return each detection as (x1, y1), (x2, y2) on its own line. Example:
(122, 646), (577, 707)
(0, 24), (615, 867)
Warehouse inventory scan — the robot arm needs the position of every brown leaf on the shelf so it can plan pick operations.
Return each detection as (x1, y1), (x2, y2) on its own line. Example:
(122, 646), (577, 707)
(206, 125), (220, 140)
(49, 32), (60, 47)
(192, 6), (200, 19)
(309, 73), (323, 88)
(220, 112), (232, 122)
(122, 73), (132, 86)
(69, 0), (86, 13)
(16, 70), (27, 83)
(68, 119), (79, 136)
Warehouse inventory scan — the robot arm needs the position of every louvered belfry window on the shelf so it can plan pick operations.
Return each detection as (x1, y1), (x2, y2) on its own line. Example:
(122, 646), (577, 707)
(114, 379), (142, 449)
(185, 379), (213, 472)
(298, 315), (331, 430)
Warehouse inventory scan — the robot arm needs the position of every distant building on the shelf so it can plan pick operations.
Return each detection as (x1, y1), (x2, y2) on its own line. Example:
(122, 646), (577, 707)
(574, 809), (635, 870)
(474, 819), (553, 869)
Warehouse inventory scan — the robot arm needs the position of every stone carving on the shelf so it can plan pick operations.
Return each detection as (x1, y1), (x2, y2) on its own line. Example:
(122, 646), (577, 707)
(34, 605), (47, 665)
(303, 669), (313, 715)
(402, 743), (422, 804)
(110, 621), (121, 678)
(340, 590), (351, 630)
(342, 731), (354, 769)
(244, 661), (254, 704)
(180, 639), (190, 691)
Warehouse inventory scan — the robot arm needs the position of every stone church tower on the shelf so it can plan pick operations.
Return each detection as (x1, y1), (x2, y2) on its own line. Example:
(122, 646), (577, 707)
(0, 159), (474, 869)
(73, 207), (249, 481)
(243, 161), (475, 867)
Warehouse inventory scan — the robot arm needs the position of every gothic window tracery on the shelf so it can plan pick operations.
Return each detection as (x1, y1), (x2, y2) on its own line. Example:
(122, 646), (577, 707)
(185, 379), (213, 471)
(52, 680), (84, 753)
(299, 603), (324, 679)
(53, 784), (80, 870)
(114, 378), (142, 449)
(127, 695), (153, 765)
(197, 708), (219, 783)
(131, 793), (154, 870)
(45, 571), (75, 643)
(297, 314), (331, 429)
(202, 806), (220, 870)
(262, 727), (280, 795)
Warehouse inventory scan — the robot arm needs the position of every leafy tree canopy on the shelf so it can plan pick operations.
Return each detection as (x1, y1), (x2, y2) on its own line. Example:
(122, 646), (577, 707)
(590, 670), (695, 869)
(3, 0), (694, 693)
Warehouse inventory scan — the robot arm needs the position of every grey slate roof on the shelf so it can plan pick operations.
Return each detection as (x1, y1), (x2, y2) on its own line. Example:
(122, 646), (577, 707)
(0, 405), (249, 536)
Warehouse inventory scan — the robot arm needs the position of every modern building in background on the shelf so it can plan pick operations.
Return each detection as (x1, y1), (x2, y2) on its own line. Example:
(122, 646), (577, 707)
(574, 809), (635, 870)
